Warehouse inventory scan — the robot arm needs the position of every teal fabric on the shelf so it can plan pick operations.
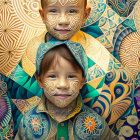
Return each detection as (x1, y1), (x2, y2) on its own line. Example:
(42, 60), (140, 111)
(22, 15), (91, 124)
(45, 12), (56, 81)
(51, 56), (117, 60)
(35, 40), (88, 77)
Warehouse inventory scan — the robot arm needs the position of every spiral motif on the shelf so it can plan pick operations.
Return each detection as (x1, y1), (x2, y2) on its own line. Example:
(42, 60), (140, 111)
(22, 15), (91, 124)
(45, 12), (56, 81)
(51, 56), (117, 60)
(119, 32), (140, 77)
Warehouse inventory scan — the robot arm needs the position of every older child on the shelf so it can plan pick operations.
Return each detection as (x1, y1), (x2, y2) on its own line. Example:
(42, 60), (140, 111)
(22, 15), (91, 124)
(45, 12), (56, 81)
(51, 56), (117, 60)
(39, 0), (91, 41)
(15, 40), (119, 140)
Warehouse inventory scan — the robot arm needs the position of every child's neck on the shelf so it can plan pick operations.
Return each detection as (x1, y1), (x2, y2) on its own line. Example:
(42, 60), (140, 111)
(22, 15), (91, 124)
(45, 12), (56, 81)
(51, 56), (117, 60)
(46, 99), (77, 123)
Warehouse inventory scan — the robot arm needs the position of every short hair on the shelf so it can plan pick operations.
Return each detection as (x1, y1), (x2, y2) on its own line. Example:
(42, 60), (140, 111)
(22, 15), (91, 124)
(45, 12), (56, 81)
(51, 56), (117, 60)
(39, 44), (84, 76)
(41, 0), (87, 9)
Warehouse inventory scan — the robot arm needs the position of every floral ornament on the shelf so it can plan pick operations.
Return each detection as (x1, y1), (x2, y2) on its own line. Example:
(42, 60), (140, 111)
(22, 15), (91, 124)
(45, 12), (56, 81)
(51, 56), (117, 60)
(31, 118), (41, 131)
(84, 116), (98, 134)
(74, 110), (105, 139)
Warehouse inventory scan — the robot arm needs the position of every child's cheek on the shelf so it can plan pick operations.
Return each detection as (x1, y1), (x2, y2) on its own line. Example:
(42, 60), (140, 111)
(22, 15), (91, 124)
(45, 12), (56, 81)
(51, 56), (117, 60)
(43, 80), (56, 96)
(68, 14), (84, 30)
(46, 15), (59, 26)
(69, 80), (80, 95)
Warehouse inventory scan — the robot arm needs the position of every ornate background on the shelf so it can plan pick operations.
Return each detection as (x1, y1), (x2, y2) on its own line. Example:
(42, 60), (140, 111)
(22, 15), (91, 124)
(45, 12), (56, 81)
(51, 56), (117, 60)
(0, 0), (140, 139)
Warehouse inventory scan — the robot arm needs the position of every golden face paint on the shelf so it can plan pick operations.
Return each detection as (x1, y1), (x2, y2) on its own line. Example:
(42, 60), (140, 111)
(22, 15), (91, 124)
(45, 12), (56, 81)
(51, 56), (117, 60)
(40, 55), (83, 108)
(59, 0), (69, 6)
(46, 0), (79, 6)
(46, 0), (57, 6)
(43, 80), (80, 108)
(41, 0), (87, 40)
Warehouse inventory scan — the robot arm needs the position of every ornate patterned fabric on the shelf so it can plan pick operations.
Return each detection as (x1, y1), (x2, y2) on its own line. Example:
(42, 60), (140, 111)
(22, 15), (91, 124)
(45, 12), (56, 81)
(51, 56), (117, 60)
(15, 95), (118, 140)
(35, 40), (88, 77)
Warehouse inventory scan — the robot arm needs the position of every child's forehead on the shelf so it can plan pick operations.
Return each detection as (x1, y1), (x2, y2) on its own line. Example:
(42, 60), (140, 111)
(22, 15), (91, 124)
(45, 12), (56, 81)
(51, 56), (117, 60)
(46, 0), (82, 6)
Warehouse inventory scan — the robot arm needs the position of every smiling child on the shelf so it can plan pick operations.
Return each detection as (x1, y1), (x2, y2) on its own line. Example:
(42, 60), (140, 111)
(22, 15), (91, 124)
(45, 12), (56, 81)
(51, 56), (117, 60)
(39, 0), (90, 40)
(15, 40), (119, 140)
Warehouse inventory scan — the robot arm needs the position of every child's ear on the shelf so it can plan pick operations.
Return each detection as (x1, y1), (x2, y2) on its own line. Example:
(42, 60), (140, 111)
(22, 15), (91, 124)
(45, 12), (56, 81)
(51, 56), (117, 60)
(39, 9), (45, 24)
(83, 7), (91, 23)
(35, 74), (44, 88)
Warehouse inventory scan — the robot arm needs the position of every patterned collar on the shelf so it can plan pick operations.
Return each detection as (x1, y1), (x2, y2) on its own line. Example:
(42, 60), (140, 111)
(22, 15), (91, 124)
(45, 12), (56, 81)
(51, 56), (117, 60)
(36, 94), (83, 121)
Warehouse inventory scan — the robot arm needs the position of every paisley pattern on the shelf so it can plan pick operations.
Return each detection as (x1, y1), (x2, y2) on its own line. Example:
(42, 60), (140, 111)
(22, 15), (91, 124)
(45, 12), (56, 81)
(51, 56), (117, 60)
(104, 69), (134, 125)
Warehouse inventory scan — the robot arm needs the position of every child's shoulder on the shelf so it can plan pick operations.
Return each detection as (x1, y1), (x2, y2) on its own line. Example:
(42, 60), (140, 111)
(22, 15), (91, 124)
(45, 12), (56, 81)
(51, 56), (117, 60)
(18, 105), (55, 139)
(76, 105), (106, 126)
(73, 105), (108, 139)
(21, 104), (50, 121)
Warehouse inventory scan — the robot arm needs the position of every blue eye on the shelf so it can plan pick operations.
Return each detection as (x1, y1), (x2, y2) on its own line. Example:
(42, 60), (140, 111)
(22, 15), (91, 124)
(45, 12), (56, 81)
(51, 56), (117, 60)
(50, 9), (57, 13)
(49, 75), (56, 78)
(68, 75), (75, 78)
(69, 9), (76, 13)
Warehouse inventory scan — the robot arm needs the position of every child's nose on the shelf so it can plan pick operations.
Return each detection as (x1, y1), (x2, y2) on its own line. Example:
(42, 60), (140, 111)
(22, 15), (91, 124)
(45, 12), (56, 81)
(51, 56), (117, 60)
(58, 14), (70, 26)
(56, 78), (69, 89)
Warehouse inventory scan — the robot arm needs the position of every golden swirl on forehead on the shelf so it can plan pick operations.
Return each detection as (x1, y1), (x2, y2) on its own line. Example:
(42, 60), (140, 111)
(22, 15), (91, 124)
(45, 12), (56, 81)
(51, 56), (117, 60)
(69, 0), (79, 5)
(47, 0), (79, 6)
(59, 0), (69, 6)
(46, 0), (57, 6)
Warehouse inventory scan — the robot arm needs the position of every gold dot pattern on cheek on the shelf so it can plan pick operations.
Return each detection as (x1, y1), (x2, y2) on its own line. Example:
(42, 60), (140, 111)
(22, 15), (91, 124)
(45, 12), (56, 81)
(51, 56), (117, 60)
(69, 16), (83, 29)
(69, 80), (80, 95)
(46, 15), (58, 23)
(44, 81), (56, 96)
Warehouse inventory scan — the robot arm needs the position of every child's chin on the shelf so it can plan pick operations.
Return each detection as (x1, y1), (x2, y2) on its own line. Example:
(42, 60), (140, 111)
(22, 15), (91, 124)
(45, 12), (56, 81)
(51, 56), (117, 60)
(55, 34), (72, 41)
(55, 102), (70, 108)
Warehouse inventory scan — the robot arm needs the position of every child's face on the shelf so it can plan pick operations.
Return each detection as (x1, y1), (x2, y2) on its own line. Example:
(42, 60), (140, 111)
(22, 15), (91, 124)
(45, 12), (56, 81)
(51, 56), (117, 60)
(37, 54), (84, 108)
(39, 0), (90, 40)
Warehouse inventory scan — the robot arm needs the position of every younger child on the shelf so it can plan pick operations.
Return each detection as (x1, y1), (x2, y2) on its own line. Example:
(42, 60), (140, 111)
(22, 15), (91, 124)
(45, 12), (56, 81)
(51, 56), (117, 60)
(15, 40), (119, 140)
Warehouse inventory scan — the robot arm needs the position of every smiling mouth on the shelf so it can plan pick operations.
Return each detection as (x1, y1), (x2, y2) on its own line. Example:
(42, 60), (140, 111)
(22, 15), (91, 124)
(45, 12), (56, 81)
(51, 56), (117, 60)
(54, 94), (71, 100)
(55, 29), (70, 34)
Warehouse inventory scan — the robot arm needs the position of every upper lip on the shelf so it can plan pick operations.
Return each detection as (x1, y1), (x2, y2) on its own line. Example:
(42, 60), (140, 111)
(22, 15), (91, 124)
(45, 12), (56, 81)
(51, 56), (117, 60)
(55, 29), (70, 31)
(54, 94), (71, 96)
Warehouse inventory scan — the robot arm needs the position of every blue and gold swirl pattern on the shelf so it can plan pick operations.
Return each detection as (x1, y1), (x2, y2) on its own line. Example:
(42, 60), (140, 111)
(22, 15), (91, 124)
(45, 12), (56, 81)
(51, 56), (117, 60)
(105, 69), (134, 125)
(107, 0), (138, 17)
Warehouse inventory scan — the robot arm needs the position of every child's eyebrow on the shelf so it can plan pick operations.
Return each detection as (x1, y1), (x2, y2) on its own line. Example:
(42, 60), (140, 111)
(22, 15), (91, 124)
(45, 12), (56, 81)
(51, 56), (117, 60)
(68, 6), (80, 9)
(46, 6), (58, 8)
(67, 71), (79, 74)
